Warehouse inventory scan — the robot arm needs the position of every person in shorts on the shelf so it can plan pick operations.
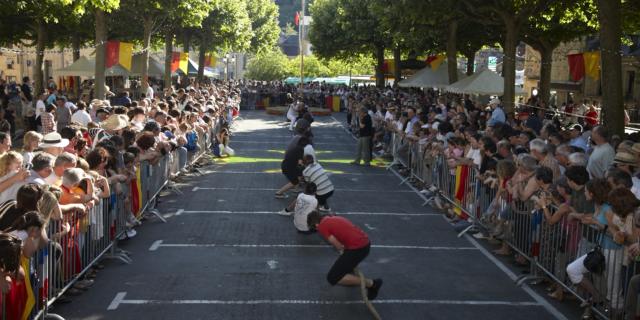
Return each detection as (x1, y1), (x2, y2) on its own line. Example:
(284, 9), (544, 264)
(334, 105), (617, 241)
(307, 211), (383, 300)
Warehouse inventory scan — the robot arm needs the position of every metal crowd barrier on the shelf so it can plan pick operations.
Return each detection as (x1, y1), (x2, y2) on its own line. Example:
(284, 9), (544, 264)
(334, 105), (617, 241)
(389, 136), (638, 319)
(3, 129), (217, 320)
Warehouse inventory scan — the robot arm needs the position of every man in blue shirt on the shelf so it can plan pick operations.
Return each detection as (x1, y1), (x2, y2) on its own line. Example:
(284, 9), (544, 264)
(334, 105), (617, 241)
(566, 123), (588, 151)
(487, 98), (505, 127)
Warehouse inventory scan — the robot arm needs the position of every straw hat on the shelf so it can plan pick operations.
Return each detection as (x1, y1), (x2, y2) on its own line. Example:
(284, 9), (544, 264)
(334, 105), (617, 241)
(39, 132), (69, 148)
(101, 114), (129, 131)
(631, 143), (640, 156)
(613, 152), (637, 166)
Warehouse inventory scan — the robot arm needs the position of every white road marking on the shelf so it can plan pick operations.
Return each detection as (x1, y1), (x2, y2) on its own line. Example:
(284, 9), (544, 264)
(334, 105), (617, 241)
(149, 240), (163, 251)
(192, 187), (413, 193)
(175, 209), (184, 216)
(364, 223), (377, 231)
(202, 170), (389, 176)
(192, 186), (200, 192)
(108, 292), (128, 310)
(177, 210), (440, 217)
(266, 260), (278, 270)
(149, 241), (477, 251)
(107, 295), (542, 309)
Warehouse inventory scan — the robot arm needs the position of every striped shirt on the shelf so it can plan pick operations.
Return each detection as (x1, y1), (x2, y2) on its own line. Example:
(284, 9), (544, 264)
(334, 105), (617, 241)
(303, 163), (334, 196)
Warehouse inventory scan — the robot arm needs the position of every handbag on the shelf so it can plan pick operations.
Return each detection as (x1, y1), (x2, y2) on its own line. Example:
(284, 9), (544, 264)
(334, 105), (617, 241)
(583, 226), (607, 274)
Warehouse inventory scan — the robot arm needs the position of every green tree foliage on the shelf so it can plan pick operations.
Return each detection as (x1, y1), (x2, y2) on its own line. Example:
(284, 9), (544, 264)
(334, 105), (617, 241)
(245, 0), (281, 54)
(522, 0), (596, 105)
(194, 0), (252, 80)
(245, 50), (374, 81)
(309, 0), (389, 87)
(246, 50), (291, 81)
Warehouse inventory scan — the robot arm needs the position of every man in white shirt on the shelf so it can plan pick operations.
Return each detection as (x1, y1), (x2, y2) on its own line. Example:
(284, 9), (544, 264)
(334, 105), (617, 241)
(70, 102), (92, 127)
(145, 79), (154, 99)
(25, 153), (54, 185)
(278, 182), (319, 234)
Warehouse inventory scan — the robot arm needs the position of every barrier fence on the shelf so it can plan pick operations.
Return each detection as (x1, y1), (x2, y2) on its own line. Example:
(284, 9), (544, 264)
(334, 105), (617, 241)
(240, 91), (344, 111)
(2, 124), (216, 320)
(389, 132), (637, 319)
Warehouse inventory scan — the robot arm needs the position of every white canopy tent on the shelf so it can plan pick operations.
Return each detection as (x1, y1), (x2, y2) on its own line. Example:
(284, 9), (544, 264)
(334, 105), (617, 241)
(445, 68), (524, 96)
(54, 57), (96, 77)
(398, 63), (466, 88)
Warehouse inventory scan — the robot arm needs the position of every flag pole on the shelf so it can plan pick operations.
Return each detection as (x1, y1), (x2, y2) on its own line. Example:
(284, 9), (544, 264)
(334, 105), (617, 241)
(299, 0), (305, 90)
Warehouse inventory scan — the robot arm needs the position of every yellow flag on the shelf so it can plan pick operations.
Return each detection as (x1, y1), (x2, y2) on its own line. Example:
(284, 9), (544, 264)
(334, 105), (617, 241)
(118, 42), (133, 71)
(583, 51), (601, 80)
(430, 54), (446, 70)
(179, 53), (189, 73)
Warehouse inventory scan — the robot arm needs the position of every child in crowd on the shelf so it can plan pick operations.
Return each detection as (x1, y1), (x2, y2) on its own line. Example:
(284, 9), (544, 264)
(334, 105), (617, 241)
(278, 182), (318, 234)
(302, 155), (334, 211)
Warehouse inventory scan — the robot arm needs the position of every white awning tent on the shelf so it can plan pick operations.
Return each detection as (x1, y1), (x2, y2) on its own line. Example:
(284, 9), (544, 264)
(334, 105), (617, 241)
(130, 55), (164, 77)
(55, 56), (165, 78)
(445, 68), (525, 96)
(398, 63), (466, 88)
(54, 57), (96, 77)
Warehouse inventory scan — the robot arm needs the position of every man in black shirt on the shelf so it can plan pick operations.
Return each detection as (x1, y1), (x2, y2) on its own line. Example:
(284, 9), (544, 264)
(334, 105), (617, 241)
(352, 107), (373, 166)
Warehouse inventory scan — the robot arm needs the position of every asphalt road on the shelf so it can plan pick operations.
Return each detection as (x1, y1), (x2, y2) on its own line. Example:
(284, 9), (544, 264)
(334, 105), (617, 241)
(54, 111), (567, 320)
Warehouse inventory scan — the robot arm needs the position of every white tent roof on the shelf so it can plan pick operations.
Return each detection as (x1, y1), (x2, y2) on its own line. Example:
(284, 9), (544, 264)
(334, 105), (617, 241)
(55, 57), (95, 77)
(445, 68), (524, 96)
(398, 63), (465, 88)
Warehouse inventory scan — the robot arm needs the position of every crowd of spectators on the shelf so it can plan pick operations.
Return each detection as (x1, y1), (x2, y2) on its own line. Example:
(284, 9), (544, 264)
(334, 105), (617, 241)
(324, 84), (640, 319)
(0, 80), (239, 319)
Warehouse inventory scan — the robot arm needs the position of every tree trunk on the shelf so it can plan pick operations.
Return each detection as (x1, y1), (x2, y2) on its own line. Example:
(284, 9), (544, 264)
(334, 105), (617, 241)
(141, 17), (153, 95)
(538, 45), (553, 107)
(197, 38), (206, 82)
(446, 20), (458, 84)
(164, 31), (173, 90)
(374, 44), (385, 88)
(598, 0), (624, 136)
(72, 34), (81, 99)
(94, 8), (107, 100)
(33, 20), (46, 104)
(183, 30), (191, 54)
(501, 18), (518, 113)
(393, 46), (401, 87)
(464, 51), (475, 76)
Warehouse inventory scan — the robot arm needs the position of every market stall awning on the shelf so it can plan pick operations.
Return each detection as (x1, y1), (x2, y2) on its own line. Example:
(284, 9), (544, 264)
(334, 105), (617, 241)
(398, 63), (465, 88)
(444, 68), (524, 96)
(54, 57), (96, 77)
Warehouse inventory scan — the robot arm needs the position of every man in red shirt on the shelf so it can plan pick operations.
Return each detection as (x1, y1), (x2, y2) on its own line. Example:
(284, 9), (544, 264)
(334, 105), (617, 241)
(307, 211), (383, 300)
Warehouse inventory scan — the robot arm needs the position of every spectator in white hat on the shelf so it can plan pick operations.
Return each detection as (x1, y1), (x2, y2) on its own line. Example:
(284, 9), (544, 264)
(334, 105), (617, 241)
(39, 132), (69, 157)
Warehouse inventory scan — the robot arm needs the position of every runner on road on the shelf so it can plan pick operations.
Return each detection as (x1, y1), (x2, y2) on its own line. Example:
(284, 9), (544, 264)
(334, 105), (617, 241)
(307, 211), (383, 300)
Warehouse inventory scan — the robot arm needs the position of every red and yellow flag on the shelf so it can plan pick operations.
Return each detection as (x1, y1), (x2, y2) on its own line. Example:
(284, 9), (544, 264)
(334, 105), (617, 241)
(105, 41), (134, 71)
(171, 52), (189, 73)
(204, 54), (216, 67)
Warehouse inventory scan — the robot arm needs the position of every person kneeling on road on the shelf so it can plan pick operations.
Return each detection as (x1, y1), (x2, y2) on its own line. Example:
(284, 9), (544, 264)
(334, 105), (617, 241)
(302, 155), (334, 211)
(307, 211), (383, 300)
(278, 182), (318, 234)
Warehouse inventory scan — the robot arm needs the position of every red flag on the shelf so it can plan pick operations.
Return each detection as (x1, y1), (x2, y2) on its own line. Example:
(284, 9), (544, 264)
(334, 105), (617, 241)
(294, 12), (300, 26)
(171, 52), (181, 72)
(105, 41), (120, 68)
(567, 53), (585, 82)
